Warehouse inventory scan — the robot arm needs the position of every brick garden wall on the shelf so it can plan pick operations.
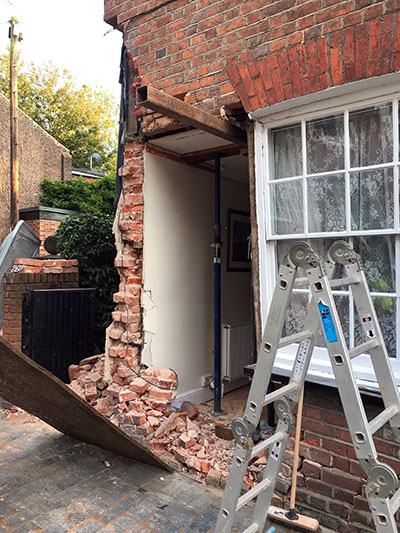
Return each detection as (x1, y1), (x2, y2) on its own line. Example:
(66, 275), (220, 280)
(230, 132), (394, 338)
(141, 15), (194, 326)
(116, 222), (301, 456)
(0, 93), (71, 244)
(2, 262), (79, 351)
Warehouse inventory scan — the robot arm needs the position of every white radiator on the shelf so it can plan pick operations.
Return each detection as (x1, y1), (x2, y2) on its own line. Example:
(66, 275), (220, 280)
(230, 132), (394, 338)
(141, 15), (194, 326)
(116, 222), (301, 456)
(222, 322), (253, 382)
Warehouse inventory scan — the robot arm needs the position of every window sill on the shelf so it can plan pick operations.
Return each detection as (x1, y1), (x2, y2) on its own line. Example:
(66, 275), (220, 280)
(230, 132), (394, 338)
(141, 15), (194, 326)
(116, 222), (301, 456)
(273, 345), (400, 397)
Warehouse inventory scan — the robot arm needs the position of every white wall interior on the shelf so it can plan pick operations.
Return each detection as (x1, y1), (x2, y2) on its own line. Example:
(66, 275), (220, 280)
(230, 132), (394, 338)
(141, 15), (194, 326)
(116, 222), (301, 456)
(143, 150), (251, 398)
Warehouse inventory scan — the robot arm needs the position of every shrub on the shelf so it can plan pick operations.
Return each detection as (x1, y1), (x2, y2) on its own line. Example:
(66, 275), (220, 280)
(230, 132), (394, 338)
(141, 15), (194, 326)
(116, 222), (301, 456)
(55, 213), (119, 352)
(40, 174), (116, 215)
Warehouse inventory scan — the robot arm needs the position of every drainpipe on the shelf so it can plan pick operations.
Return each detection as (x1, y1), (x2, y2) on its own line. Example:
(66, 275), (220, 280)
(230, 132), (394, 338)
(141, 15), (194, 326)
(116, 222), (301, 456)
(213, 154), (223, 414)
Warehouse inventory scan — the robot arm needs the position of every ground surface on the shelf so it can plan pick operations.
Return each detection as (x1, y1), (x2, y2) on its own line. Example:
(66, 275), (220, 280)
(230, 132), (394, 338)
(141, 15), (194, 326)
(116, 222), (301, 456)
(0, 409), (293, 533)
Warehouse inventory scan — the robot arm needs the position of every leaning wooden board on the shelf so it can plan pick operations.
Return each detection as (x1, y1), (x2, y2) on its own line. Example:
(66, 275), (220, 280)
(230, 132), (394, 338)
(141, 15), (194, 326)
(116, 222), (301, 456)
(0, 336), (170, 471)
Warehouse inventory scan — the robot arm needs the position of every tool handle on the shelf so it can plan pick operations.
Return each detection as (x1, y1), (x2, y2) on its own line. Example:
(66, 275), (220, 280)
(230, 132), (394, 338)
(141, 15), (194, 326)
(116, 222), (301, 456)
(290, 387), (304, 510)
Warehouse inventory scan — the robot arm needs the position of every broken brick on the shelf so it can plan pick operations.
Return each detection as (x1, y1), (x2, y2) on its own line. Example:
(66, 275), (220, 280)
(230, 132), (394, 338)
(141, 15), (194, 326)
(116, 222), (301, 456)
(68, 364), (80, 382)
(147, 416), (160, 427)
(179, 434), (196, 449)
(206, 469), (222, 486)
(84, 384), (98, 401)
(119, 387), (138, 403)
(130, 377), (150, 395)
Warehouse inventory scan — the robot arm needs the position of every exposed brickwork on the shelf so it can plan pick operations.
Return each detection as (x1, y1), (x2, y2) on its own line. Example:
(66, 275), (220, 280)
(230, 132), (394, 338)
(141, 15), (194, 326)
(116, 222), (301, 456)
(104, 0), (400, 113)
(0, 93), (71, 243)
(105, 141), (145, 382)
(25, 219), (61, 256)
(2, 267), (79, 350)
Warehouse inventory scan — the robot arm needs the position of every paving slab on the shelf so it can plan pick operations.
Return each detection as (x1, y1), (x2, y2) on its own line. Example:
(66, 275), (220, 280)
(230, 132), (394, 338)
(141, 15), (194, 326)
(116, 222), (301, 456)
(0, 409), (294, 532)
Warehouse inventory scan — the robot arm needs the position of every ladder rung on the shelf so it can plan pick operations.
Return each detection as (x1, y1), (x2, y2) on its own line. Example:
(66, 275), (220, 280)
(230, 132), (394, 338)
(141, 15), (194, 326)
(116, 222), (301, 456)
(390, 486), (400, 514)
(294, 276), (359, 288)
(236, 478), (272, 511)
(262, 382), (298, 407)
(250, 431), (284, 460)
(329, 276), (359, 288)
(349, 339), (379, 359)
(279, 330), (312, 348)
(369, 405), (399, 435)
(241, 524), (258, 533)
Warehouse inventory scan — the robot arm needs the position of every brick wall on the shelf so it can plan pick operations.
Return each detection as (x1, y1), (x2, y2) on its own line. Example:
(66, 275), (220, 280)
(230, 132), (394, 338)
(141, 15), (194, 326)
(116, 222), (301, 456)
(19, 206), (78, 256)
(0, 93), (72, 243)
(2, 261), (79, 351)
(104, 0), (400, 113)
(284, 382), (400, 532)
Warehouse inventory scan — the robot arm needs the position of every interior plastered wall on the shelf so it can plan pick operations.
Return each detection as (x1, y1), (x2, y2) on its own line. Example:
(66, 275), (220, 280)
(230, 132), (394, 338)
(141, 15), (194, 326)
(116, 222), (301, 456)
(142, 150), (251, 396)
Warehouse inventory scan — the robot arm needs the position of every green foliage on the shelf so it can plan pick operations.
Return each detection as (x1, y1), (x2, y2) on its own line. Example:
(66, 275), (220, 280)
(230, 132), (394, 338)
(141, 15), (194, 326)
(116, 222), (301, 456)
(40, 174), (116, 215)
(0, 52), (118, 172)
(56, 214), (119, 351)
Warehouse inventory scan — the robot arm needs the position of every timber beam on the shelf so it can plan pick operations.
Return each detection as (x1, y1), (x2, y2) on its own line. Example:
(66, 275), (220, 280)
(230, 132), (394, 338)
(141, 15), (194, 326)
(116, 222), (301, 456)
(137, 86), (247, 147)
(180, 143), (243, 163)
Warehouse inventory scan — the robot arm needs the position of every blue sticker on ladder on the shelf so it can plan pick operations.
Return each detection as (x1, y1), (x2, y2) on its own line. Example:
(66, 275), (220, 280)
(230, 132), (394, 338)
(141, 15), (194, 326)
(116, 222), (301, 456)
(318, 300), (338, 342)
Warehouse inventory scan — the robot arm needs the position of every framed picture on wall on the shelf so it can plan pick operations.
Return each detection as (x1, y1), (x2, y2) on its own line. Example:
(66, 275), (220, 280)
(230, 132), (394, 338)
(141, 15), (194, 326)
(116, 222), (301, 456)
(227, 210), (251, 272)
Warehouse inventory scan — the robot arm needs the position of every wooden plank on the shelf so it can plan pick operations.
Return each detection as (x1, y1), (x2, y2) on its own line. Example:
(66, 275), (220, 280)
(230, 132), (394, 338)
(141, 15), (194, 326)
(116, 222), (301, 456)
(180, 143), (242, 163)
(247, 126), (262, 346)
(137, 86), (247, 147)
(0, 336), (170, 471)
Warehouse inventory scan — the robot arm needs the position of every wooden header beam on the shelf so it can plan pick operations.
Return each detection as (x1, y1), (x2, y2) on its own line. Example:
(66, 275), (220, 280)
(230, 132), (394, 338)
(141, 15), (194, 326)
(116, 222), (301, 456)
(137, 86), (247, 147)
(180, 143), (243, 163)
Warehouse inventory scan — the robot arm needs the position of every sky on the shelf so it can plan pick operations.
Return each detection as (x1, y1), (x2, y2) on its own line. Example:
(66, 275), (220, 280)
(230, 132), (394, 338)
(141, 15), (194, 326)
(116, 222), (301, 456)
(0, 0), (122, 100)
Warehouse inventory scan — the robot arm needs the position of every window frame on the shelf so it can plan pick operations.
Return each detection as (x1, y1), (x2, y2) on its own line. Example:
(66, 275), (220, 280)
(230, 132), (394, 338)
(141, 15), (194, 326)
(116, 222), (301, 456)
(254, 81), (400, 389)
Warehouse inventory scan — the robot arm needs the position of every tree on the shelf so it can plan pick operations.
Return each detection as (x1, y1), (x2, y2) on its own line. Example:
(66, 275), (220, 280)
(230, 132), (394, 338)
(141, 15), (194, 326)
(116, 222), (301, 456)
(0, 52), (118, 172)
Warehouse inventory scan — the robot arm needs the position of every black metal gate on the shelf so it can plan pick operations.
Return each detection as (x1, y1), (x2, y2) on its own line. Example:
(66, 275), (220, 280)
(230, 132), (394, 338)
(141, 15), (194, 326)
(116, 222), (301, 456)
(22, 289), (96, 382)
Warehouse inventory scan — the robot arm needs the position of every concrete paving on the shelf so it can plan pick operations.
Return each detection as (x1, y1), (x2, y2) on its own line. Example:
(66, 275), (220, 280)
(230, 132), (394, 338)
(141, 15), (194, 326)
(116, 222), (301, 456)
(0, 409), (292, 533)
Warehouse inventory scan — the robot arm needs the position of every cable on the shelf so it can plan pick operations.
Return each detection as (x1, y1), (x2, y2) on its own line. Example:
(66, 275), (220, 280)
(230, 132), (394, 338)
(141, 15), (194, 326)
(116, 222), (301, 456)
(116, 165), (178, 391)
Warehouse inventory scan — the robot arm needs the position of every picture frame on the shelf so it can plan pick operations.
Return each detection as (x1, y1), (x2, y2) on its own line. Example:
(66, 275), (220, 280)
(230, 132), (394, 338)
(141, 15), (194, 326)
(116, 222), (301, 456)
(226, 209), (251, 272)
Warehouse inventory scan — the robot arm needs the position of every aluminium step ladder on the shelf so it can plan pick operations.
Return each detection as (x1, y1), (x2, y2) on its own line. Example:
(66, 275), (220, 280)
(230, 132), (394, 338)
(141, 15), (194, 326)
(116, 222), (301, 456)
(216, 240), (400, 533)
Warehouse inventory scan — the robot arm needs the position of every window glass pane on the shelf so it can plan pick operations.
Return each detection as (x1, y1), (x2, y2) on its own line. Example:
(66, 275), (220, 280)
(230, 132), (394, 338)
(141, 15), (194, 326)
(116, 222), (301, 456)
(306, 115), (344, 174)
(353, 236), (395, 293)
(282, 293), (308, 338)
(307, 174), (345, 233)
(350, 168), (394, 230)
(350, 103), (393, 167)
(270, 180), (303, 234)
(354, 298), (396, 358)
(272, 124), (302, 180)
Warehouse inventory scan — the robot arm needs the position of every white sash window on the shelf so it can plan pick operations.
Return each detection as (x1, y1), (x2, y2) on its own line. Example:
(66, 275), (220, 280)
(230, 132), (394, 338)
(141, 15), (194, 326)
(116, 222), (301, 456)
(254, 79), (400, 391)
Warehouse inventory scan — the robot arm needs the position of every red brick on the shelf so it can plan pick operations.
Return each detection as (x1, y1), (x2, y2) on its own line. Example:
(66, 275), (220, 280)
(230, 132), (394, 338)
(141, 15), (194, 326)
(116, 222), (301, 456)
(253, 77), (268, 108)
(355, 38), (367, 79)
(343, 27), (355, 64)
(237, 63), (256, 97)
(321, 468), (363, 493)
(270, 69), (284, 102)
(369, 19), (381, 58)
(331, 47), (343, 85)
(302, 459), (322, 478)
(380, 31), (393, 75)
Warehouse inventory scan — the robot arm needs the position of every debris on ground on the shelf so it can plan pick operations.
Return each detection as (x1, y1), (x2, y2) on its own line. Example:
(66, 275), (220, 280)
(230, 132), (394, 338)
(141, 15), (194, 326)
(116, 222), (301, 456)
(65, 354), (287, 503)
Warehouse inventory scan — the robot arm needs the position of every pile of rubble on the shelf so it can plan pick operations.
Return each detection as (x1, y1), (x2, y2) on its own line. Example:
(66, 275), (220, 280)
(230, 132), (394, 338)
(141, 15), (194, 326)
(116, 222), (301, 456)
(68, 355), (288, 500)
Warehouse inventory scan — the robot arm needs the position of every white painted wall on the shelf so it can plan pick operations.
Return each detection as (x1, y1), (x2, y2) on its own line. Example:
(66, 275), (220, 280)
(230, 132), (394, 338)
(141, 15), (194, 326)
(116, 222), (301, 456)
(143, 151), (251, 397)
